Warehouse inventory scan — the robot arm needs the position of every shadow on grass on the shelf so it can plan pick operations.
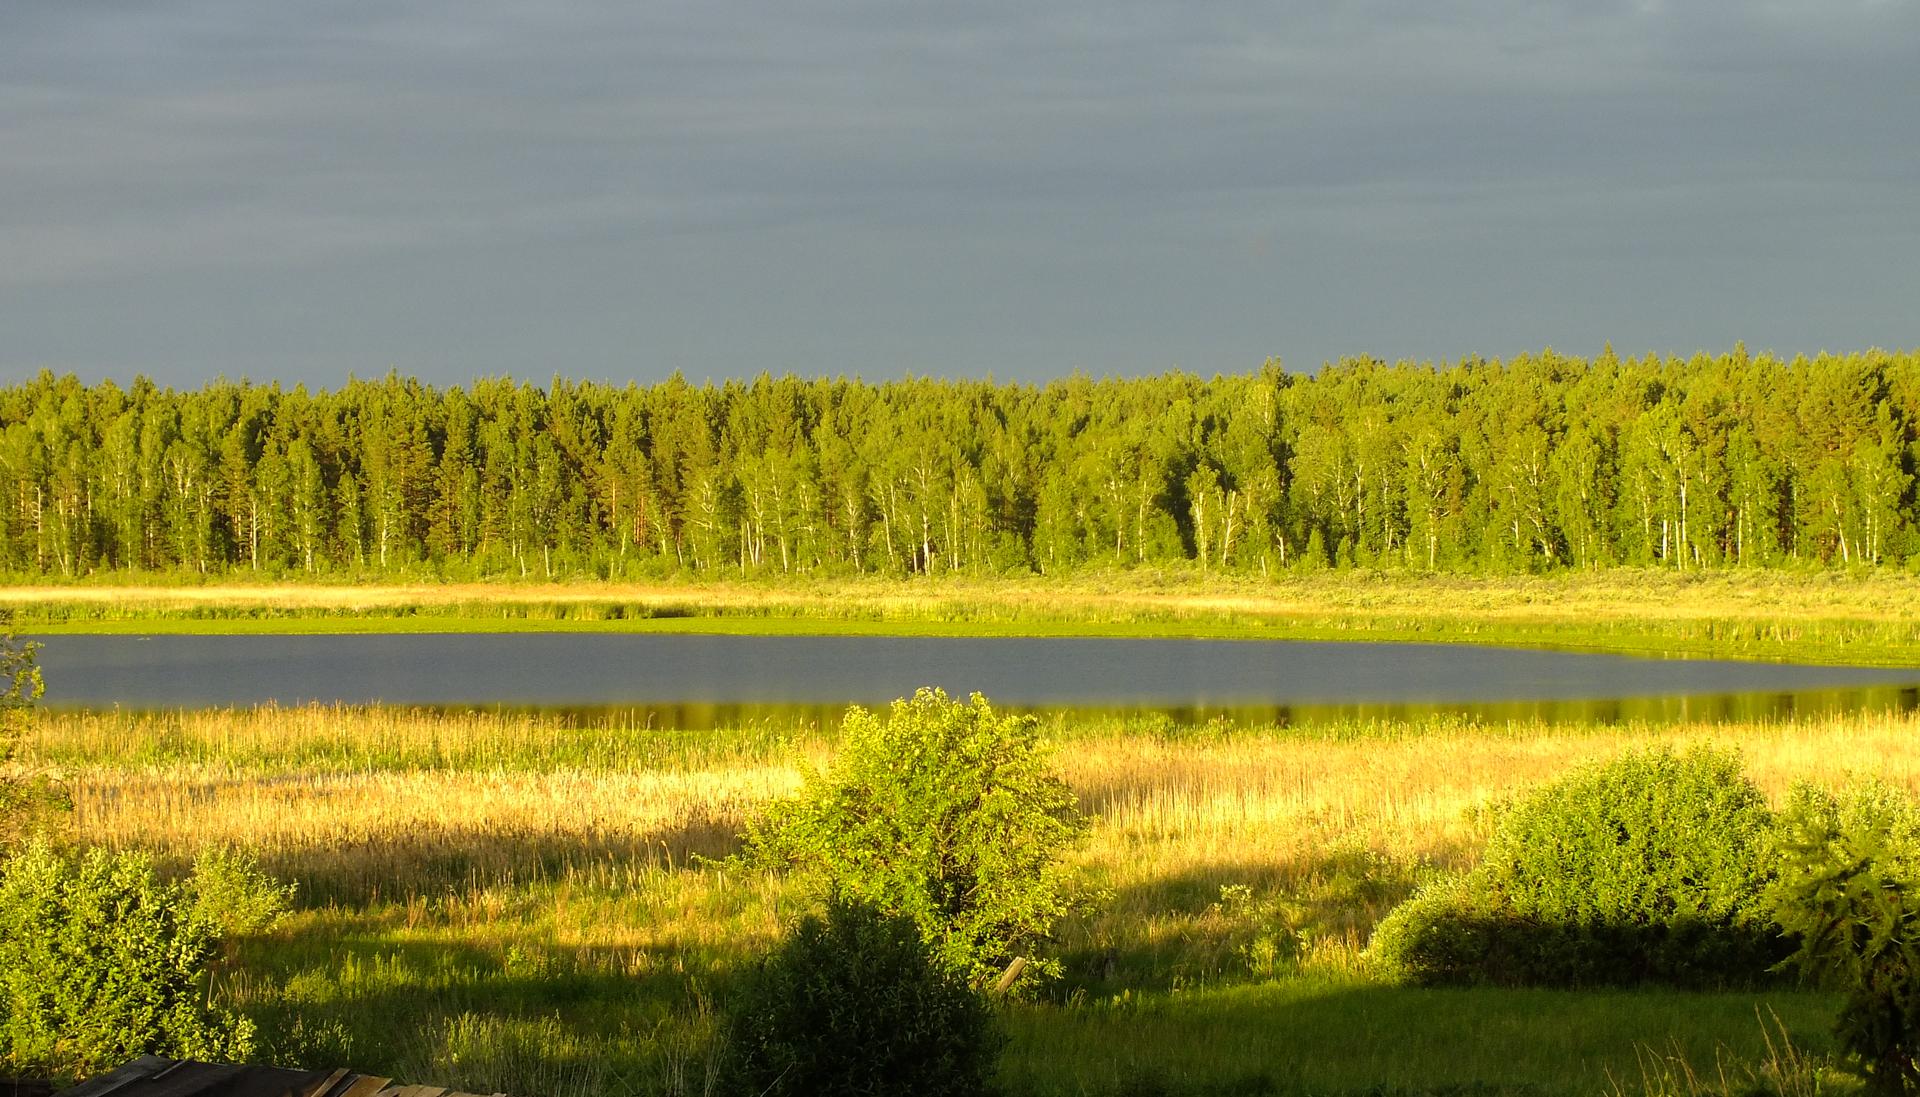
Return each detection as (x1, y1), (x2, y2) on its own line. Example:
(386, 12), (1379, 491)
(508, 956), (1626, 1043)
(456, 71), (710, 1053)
(1055, 853), (1425, 998)
(233, 815), (748, 908)
(236, 932), (750, 1083)
(221, 893), (1841, 1097)
(1372, 908), (1797, 991)
(1004, 980), (1844, 1097)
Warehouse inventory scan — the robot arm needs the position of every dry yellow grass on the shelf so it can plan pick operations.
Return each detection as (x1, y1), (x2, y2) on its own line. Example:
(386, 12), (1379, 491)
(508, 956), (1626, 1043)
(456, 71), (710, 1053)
(23, 703), (1920, 1092)
(12, 568), (1920, 626)
(22, 703), (807, 772)
(1064, 711), (1920, 866)
(72, 766), (782, 899)
(26, 704), (1920, 983)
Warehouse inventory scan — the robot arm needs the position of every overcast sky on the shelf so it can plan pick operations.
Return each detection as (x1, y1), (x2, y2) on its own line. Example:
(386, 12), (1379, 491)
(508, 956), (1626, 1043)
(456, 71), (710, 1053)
(3, 1), (1917, 388)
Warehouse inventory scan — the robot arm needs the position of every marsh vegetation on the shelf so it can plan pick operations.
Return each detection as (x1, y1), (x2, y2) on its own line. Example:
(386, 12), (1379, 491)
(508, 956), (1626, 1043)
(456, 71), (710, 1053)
(17, 570), (1920, 673)
(19, 701), (1920, 1093)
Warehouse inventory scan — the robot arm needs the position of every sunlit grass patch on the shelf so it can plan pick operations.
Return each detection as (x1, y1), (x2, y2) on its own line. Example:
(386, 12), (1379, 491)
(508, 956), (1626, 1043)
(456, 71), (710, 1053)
(23, 703), (1920, 1094)
(15, 568), (1920, 665)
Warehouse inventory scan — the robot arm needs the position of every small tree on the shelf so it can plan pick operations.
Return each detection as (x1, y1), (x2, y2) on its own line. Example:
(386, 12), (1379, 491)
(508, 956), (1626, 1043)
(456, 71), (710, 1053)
(1772, 783), (1920, 1095)
(0, 612), (42, 740)
(745, 688), (1086, 988)
(0, 614), (56, 844)
(728, 898), (1004, 1097)
(0, 843), (287, 1081)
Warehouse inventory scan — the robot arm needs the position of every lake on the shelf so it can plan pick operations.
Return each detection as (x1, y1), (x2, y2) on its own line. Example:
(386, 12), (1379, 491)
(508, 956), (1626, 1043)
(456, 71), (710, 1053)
(29, 633), (1920, 725)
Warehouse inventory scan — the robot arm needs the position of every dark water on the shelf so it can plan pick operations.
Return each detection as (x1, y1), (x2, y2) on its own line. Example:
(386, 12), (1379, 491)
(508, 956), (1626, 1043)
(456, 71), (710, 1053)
(29, 633), (1920, 725)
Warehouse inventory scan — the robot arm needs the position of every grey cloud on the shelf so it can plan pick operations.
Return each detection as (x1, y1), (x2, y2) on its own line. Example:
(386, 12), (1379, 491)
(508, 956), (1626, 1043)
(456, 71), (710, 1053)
(2, 0), (1916, 382)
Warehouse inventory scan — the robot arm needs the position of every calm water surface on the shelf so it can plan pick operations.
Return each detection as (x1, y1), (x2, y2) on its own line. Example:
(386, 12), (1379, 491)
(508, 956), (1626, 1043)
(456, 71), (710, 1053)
(30, 633), (1920, 724)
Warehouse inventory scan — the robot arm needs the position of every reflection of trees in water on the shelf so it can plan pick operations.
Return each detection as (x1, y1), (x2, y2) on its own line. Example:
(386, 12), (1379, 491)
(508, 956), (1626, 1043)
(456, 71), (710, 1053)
(422, 685), (1920, 734)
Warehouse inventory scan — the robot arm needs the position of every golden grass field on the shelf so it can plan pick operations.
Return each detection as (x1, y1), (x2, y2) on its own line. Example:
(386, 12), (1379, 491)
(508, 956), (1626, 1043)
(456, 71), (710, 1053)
(13, 568), (1920, 624)
(40, 703), (1920, 880)
(16, 570), (1920, 671)
(18, 702), (1920, 1094)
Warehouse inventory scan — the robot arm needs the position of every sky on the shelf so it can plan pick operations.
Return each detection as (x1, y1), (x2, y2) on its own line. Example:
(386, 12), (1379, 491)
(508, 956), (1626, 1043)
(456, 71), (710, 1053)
(3, 1), (1918, 389)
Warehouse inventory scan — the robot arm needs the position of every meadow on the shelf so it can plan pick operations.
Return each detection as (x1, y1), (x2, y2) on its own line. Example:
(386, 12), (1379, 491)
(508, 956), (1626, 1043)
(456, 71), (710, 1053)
(14, 567), (1920, 666)
(22, 701), (1920, 1095)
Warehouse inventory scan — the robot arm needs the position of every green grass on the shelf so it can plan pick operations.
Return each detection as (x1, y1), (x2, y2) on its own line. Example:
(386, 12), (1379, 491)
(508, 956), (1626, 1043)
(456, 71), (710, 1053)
(19, 603), (1920, 670)
(230, 906), (1848, 1097)
(14, 569), (1920, 666)
(219, 889), (1852, 1097)
(1005, 981), (1841, 1096)
(30, 702), (1910, 1095)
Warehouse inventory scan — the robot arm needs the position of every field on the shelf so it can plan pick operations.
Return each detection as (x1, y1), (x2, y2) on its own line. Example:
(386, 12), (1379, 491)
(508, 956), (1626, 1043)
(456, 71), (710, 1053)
(22, 701), (1920, 1095)
(13, 568), (1920, 667)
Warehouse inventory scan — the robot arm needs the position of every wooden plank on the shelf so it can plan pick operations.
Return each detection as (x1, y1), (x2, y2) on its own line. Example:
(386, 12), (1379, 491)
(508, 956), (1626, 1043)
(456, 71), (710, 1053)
(296, 1069), (352, 1097)
(333, 1077), (393, 1097)
(57, 1057), (173, 1097)
(141, 1063), (249, 1097)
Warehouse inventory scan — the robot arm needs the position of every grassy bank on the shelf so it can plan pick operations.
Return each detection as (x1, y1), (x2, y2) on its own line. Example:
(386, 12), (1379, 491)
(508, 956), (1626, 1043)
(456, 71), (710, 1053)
(23, 703), (1920, 1094)
(10, 568), (1920, 665)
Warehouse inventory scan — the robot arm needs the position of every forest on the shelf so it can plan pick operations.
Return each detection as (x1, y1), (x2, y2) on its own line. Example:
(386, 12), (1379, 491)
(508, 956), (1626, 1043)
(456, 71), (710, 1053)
(2, 345), (1916, 580)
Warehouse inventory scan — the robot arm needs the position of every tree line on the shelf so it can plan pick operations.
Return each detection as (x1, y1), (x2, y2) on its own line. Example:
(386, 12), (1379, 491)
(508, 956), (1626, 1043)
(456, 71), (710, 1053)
(2, 345), (1916, 580)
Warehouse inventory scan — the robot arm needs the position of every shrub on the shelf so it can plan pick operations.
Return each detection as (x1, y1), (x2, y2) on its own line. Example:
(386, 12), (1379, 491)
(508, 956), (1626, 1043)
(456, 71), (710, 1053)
(0, 842), (288, 1080)
(0, 617), (60, 845)
(744, 688), (1086, 988)
(727, 897), (1005, 1097)
(189, 846), (297, 936)
(1370, 746), (1786, 987)
(0, 615), (41, 733)
(1771, 782), (1920, 1095)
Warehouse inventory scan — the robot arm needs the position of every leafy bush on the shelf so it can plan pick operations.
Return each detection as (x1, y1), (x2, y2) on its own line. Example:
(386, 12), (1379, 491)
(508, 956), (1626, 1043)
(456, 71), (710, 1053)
(189, 845), (296, 936)
(1370, 747), (1786, 987)
(0, 842), (288, 1080)
(0, 617), (61, 845)
(0, 614), (42, 733)
(1771, 782), (1920, 1094)
(727, 897), (1005, 1097)
(745, 688), (1086, 988)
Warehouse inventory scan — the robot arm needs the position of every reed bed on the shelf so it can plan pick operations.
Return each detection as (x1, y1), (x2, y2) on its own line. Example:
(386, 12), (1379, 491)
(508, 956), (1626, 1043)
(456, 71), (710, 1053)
(16, 569), (1920, 665)
(24, 703), (814, 773)
(13, 569), (1920, 624)
(22, 703), (1920, 1094)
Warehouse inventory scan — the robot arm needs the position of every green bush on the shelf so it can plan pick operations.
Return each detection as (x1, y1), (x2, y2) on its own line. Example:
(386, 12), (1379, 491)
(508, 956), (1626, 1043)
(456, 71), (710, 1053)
(0, 617), (60, 846)
(1370, 747), (1786, 987)
(727, 897), (1005, 1097)
(1771, 782), (1920, 1095)
(0, 614), (41, 732)
(0, 842), (288, 1080)
(745, 688), (1086, 988)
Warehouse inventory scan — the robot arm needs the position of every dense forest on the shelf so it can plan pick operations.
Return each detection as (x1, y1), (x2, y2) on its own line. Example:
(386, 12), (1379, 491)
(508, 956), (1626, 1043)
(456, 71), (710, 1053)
(2, 347), (1917, 580)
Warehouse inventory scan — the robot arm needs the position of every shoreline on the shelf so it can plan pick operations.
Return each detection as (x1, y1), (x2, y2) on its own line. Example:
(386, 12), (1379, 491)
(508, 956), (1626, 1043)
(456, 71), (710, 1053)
(7, 569), (1920, 665)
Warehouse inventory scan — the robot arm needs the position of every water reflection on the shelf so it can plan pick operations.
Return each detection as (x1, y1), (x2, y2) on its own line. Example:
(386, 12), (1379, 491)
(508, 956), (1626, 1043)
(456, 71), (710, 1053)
(30, 633), (1920, 712)
(366, 683), (1920, 732)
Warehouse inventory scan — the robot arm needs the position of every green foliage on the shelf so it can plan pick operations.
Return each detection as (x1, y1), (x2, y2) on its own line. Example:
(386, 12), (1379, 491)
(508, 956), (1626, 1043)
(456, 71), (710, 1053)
(745, 688), (1086, 988)
(0, 612), (43, 739)
(188, 845), (298, 936)
(1771, 783), (1920, 1094)
(0, 842), (288, 1081)
(0, 611), (59, 846)
(400, 1012), (625, 1097)
(3, 348), (1917, 579)
(1370, 747), (1786, 987)
(0, 638), (39, 709)
(727, 897), (1005, 1097)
